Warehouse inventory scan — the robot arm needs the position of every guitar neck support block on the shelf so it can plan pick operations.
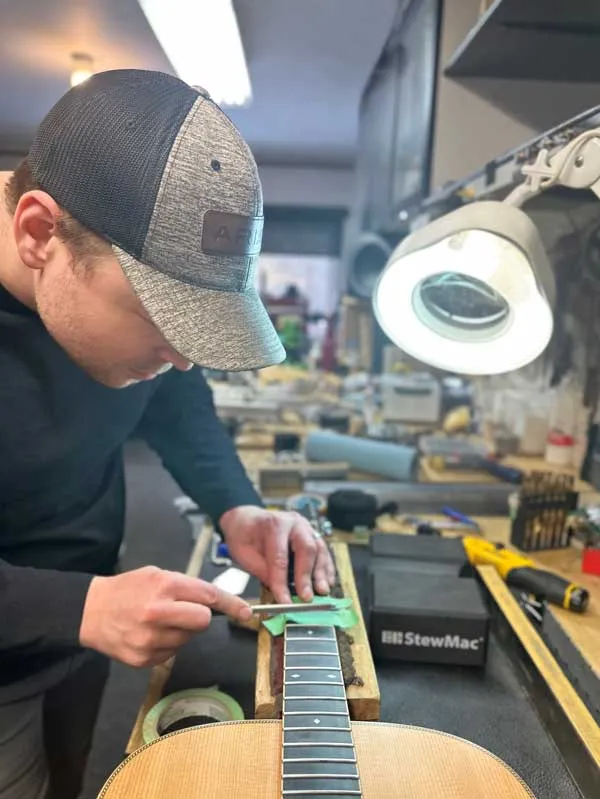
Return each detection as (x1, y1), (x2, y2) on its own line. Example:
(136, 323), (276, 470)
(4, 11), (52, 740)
(255, 541), (380, 721)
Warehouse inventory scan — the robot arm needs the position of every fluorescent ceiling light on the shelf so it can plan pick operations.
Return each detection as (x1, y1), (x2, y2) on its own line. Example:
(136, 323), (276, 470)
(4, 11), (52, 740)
(70, 53), (94, 87)
(137, 0), (252, 108)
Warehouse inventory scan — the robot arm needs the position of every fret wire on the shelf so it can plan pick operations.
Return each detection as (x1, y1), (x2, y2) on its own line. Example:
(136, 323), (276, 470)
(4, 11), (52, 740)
(284, 695), (345, 700)
(283, 758), (357, 763)
(285, 726), (351, 732)
(285, 666), (341, 673)
(285, 644), (342, 665)
(284, 636), (336, 642)
(284, 776), (359, 781)
(285, 711), (348, 716)
(283, 773), (359, 779)
(283, 742), (354, 748)
(284, 698), (347, 703)
(283, 792), (361, 796)
(285, 666), (342, 671)
(286, 624), (335, 628)
(282, 791), (361, 796)
(283, 642), (349, 708)
(283, 627), (361, 797)
(285, 701), (347, 705)
(284, 680), (344, 687)
(284, 681), (344, 686)
(285, 708), (348, 714)
(285, 638), (337, 643)
(284, 652), (339, 657)
(284, 649), (338, 658)
(285, 636), (335, 641)
(286, 651), (339, 664)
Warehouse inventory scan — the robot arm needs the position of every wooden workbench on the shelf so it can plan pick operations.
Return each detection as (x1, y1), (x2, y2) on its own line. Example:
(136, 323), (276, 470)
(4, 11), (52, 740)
(125, 428), (599, 771)
(416, 452), (600, 680)
(421, 452), (597, 496)
(375, 512), (600, 682)
(342, 510), (600, 790)
(240, 433), (599, 681)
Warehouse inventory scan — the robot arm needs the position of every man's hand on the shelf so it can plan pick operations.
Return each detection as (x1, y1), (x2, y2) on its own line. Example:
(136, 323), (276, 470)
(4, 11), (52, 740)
(219, 506), (336, 604)
(79, 565), (252, 667)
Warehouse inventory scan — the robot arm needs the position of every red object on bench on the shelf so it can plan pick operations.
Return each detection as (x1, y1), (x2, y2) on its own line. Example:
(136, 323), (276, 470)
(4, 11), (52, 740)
(582, 547), (600, 576)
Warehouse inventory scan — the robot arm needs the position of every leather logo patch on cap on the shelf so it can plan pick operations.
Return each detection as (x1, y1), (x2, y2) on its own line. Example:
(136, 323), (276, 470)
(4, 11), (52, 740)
(202, 211), (264, 257)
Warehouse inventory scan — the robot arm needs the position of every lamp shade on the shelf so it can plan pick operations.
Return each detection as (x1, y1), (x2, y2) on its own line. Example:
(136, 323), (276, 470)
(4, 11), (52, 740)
(372, 201), (555, 375)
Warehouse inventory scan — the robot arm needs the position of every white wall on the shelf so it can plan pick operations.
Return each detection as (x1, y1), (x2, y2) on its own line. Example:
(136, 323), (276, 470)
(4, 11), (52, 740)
(431, 0), (600, 191)
(258, 164), (355, 207)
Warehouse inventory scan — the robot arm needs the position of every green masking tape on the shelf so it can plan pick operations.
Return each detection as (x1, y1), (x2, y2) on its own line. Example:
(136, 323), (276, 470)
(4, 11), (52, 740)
(261, 595), (359, 636)
(143, 687), (244, 744)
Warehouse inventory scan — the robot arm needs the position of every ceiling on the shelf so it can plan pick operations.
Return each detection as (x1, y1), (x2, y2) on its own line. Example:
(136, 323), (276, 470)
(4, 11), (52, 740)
(0, 0), (399, 167)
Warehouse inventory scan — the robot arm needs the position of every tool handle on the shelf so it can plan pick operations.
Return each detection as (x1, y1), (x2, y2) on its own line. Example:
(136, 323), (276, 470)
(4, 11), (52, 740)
(481, 458), (523, 484)
(507, 567), (589, 612)
(441, 506), (478, 529)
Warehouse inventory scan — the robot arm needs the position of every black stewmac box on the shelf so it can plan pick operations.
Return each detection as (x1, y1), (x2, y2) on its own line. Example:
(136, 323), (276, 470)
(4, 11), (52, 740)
(368, 533), (489, 667)
(369, 571), (489, 666)
(370, 531), (469, 567)
(370, 558), (460, 579)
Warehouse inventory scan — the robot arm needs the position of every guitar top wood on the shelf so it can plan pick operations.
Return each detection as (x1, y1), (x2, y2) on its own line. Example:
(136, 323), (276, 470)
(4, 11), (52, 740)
(100, 622), (535, 798)
(97, 719), (535, 798)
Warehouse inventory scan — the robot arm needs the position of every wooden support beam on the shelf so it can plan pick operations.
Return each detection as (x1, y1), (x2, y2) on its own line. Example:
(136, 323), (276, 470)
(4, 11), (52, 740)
(479, 565), (600, 798)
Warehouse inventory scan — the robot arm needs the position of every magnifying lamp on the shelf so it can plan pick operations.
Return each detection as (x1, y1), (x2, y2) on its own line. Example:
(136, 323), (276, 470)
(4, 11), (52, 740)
(373, 129), (600, 375)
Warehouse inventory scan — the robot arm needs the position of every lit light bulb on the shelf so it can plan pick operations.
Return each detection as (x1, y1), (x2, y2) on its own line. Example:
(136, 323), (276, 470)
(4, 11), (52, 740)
(70, 53), (94, 87)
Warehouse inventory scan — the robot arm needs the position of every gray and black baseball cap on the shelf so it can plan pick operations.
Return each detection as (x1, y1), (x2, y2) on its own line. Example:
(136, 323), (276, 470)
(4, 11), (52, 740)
(28, 68), (286, 371)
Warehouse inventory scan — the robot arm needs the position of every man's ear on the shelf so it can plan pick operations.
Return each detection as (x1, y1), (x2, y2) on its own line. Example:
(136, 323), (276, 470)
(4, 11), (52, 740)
(12, 190), (62, 271)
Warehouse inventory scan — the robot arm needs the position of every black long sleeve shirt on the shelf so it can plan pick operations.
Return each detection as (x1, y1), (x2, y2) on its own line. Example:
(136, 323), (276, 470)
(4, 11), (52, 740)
(0, 283), (263, 698)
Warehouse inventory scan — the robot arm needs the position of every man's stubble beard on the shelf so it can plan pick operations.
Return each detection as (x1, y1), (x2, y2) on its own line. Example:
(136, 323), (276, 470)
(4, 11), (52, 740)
(36, 292), (126, 388)
(35, 279), (175, 389)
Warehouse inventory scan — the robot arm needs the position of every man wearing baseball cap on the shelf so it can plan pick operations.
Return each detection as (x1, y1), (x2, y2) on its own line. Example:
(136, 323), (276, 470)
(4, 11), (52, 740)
(0, 69), (335, 798)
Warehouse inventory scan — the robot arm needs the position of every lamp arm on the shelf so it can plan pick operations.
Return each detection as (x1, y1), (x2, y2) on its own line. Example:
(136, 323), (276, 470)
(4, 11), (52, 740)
(504, 127), (600, 208)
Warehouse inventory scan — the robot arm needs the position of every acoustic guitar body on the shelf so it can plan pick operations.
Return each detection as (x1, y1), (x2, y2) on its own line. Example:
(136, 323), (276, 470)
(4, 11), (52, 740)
(98, 719), (535, 798)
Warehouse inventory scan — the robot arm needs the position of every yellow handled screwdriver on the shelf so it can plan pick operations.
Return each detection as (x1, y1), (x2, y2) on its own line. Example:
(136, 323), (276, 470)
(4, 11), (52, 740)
(463, 537), (590, 613)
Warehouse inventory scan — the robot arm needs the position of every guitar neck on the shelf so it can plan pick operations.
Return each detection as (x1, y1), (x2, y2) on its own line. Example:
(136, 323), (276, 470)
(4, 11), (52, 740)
(282, 623), (362, 798)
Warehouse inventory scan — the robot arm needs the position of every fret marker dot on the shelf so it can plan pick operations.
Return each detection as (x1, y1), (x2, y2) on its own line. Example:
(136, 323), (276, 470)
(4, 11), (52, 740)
(313, 718), (321, 725)
(291, 673), (300, 679)
(328, 674), (335, 679)
(307, 630), (314, 635)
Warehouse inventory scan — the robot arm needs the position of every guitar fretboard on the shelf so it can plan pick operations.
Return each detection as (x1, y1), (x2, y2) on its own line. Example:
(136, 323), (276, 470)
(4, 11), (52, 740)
(282, 624), (361, 798)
